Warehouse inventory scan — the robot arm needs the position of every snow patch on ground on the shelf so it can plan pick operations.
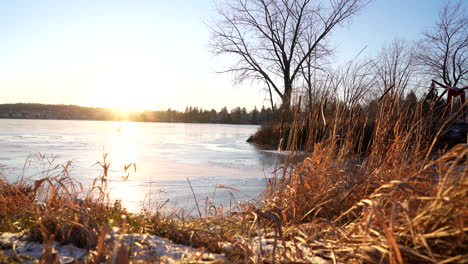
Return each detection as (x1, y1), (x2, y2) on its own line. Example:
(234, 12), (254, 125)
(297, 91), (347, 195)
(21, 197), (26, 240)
(0, 231), (224, 263)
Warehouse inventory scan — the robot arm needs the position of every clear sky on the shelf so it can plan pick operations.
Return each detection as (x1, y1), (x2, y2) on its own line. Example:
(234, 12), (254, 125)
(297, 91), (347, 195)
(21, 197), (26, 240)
(0, 0), (461, 111)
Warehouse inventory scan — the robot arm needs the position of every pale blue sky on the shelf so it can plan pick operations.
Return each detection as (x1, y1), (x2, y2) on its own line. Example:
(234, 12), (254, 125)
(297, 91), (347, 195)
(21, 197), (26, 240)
(0, 0), (461, 111)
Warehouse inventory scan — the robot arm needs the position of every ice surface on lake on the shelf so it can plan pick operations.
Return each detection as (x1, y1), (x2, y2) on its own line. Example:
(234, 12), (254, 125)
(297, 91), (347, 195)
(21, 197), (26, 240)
(0, 119), (280, 212)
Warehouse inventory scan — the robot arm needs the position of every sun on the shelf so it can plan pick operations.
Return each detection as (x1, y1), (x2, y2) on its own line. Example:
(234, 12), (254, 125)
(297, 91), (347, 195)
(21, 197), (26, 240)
(104, 90), (141, 111)
(85, 70), (162, 111)
(87, 79), (146, 110)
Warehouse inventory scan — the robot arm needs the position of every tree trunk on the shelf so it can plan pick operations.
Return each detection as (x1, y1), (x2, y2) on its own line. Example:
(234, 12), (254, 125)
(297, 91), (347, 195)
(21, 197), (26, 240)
(282, 81), (292, 111)
(281, 80), (293, 121)
(307, 78), (312, 111)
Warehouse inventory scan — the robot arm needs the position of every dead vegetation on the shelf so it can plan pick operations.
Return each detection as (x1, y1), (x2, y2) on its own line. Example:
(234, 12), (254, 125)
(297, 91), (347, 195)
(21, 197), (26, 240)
(1, 87), (467, 263)
(0, 154), (163, 262)
(249, 84), (468, 262)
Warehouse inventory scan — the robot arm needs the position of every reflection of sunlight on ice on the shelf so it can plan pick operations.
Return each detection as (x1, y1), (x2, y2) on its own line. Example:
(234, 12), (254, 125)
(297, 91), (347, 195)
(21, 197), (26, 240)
(106, 121), (143, 212)
(108, 181), (144, 213)
(108, 180), (170, 213)
(111, 121), (137, 168)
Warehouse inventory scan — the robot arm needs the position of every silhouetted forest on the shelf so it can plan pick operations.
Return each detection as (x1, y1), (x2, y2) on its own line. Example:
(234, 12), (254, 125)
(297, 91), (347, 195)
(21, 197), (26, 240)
(0, 103), (280, 124)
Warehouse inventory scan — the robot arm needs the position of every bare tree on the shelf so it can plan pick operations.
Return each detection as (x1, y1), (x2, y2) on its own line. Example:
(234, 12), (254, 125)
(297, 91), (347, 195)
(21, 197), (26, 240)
(209, 0), (369, 110)
(374, 39), (415, 96)
(298, 32), (332, 110)
(416, 0), (468, 87)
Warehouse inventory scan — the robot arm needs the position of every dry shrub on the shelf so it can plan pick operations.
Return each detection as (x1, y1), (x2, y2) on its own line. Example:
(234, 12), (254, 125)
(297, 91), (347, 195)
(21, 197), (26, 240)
(28, 174), (101, 249)
(0, 154), (138, 253)
(253, 88), (467, 262)
(251, 123), (295, 150)
(0, 179), (33, 217)
(263, 143), (364, 223)
(264, 83), (441, 217)
(0, 178), (35, 232)
(0, 153), (182, 263)
(331, 144), (468, 263)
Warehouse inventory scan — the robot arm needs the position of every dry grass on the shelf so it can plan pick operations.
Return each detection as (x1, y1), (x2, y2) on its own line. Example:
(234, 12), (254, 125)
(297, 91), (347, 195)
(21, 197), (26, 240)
(0, 154), (166, 262)
(0, 87), (467, 263)
(247, 88), (468, 263)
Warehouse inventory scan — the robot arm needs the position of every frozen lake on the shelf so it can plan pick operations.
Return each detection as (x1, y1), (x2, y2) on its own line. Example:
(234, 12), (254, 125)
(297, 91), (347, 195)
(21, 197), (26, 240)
(0, 119), (280, 213)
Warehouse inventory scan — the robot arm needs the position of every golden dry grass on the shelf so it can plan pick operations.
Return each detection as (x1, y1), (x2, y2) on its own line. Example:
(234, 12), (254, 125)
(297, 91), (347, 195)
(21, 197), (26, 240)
(0, 90), (467, 263)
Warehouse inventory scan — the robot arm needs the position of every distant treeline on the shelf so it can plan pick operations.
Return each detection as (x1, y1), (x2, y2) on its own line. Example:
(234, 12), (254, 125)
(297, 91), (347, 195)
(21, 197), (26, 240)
(0, 103), (281, 124)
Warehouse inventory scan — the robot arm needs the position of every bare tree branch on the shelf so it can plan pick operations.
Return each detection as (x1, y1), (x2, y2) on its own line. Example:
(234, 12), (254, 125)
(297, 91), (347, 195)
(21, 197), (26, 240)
(209, 0), (369, 110)
(416, 0), (468, 87)
(373, 39), (415, 96)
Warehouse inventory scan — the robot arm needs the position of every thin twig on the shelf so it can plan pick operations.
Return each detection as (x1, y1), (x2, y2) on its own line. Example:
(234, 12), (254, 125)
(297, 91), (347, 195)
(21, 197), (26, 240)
(187, 177), (202, 218)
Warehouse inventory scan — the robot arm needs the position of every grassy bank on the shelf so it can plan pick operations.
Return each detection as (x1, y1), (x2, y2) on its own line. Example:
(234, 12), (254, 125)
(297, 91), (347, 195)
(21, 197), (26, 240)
(1, 94), (467, 263)
(1, 146), (466, 263)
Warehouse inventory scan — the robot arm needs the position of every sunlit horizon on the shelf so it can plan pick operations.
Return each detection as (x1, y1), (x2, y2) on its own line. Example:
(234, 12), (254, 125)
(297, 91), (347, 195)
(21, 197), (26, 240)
(1, 0), (452, 111)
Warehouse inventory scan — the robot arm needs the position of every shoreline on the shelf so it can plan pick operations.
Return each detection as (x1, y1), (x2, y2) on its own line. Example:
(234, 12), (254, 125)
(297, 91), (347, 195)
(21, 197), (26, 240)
(1, 143), (467, 263)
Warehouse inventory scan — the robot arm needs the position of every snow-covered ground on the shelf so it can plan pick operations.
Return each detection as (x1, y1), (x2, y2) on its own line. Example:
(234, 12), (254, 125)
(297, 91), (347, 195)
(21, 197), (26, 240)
(0, 231), (224, 263)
